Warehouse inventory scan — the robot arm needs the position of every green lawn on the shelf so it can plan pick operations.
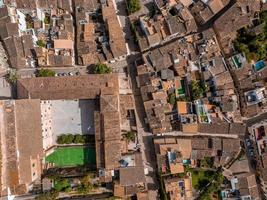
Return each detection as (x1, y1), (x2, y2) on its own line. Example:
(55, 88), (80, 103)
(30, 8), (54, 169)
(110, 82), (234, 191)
(46, 147), (96, 167)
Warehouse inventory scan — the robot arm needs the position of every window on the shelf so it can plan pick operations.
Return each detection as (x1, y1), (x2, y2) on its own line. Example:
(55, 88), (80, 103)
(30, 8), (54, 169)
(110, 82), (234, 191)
(126, 110), (131, 118)
(246, 6), (250, 13)
(32, 163), (35, 167)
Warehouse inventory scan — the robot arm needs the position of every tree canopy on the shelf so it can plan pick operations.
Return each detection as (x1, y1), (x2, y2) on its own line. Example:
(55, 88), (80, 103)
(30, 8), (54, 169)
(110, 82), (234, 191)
(168, 92), (176, 105)
(36, 40), (46, 48)
(5, 71), (18, 84)
(123, 131), (136, 142)
(93, 63), (112, 74)
(57, 134), (93, 144)
(54, 178), (71, 192)
(127, 0), (141, 14)
(35, 190), (58, 200)
(190, 80), (207, 100)
(77, 175), (94, 194)
(234, 10), (267, 63)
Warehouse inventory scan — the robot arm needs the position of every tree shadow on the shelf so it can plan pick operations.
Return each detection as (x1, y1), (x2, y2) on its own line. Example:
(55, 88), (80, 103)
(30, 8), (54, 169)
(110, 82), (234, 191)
(116, 0), (128, 17)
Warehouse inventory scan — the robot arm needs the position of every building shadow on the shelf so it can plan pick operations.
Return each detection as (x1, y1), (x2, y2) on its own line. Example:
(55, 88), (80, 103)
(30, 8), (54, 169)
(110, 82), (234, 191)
(79, 99), (95, 135)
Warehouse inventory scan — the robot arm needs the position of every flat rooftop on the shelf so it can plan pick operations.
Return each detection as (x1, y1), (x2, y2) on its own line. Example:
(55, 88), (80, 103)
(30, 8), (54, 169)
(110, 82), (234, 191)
(52, 100), (94, 135)
(41, 100), (95, 149)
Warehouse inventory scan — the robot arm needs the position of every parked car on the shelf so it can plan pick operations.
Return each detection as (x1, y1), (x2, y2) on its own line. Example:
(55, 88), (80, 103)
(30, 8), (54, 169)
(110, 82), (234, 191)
(249, 149), (254, 157)
(246, 139), (251, 146)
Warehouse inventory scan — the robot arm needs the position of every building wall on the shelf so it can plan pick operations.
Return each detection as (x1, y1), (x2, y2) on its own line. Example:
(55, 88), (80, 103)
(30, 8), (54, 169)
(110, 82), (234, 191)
(0, 100), (20, 195)
(17, 10), (27, 32)
(40, 100), (53, 151)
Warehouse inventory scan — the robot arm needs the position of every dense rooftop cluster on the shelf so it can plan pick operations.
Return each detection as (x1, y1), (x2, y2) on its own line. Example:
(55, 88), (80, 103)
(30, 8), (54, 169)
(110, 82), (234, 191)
(0, 0), (266, 200)
(132, 0), (197, 51)
(136, 28), (243, 134)
(0, 0), (127, 71)
(75, 0), (127, 65)
(132, 0), (266, 199)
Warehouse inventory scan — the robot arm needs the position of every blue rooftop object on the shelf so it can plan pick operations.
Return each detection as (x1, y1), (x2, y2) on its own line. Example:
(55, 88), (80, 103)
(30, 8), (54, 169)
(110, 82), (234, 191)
(167, 151), (177, 163)
(254, 60), (266, 71)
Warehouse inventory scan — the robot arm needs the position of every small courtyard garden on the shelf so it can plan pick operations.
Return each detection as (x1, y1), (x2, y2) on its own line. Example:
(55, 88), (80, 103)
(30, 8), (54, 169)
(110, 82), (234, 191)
(233, 10), (267, 63)
(187, 167), (224, 200)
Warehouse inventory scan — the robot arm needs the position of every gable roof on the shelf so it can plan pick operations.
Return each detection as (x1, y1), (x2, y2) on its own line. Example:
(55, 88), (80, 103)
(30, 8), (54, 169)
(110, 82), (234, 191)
(17, 74), (119, 100)
(119, 166), (145, 186)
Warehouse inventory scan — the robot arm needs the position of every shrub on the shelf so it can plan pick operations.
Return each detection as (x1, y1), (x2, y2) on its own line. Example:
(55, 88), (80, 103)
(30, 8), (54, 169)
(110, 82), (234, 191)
(35, 190), (58, 200)
(190, 80), (207, 100)
(27, 22), (33, 29)
(56, 135), (66, 144)
(36, 69), (55, 77)
(54, 178), (70, 192)
(5, 71), (18, 84)
(123, 131), (136, 142)
(44, 16), (50, 24)
(56, 134), (93, 144)
(25, 14), (34, 29)
(77, 175), (94, 194)
(64, 134), (74, 144)
(93, 63), (112, 74)
(168, 92), (176, 105)
(36, 40), (46, 47)
(73, 134), (85, 143)
(130, 23), (138, 43)
(56, 134), (74, 144)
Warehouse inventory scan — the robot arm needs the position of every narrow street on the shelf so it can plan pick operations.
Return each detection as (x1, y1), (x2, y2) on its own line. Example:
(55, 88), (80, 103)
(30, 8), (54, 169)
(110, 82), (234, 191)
(16, 65), (89, 78)
(245, 112), (267, 127)
(110, 4), (160, 198)
(126, 54), (159, 200)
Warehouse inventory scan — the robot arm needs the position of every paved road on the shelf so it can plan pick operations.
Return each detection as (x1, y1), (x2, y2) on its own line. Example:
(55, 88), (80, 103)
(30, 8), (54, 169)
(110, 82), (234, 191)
(13, 192), (113, 200)
(245, 112), (267, 127)
(13, 194), (37, 200)
(16, 65), (89, 78)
